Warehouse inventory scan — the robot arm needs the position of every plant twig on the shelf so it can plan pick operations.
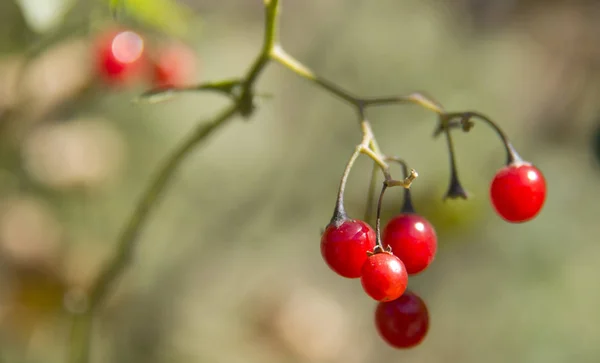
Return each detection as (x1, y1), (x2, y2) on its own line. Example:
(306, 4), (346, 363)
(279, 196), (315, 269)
(68, 1), (281, 362)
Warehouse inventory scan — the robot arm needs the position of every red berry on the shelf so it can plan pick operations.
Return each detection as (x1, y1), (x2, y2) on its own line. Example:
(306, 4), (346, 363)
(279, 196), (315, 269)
(320, 219), (376, 278)
(95, 28), (146, 85)
(361, 252), (408, 302)
(383, 214), (437, 275)
(490, 162), (546, 223)
(152, 42), (197, 88)
(375, 290), (429, 349)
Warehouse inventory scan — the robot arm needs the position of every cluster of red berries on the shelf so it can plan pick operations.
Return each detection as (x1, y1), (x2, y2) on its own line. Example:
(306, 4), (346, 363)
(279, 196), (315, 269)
(321, 159), (546, 349)
(93, 27), (197, 89)
(320, 206), (434, 348)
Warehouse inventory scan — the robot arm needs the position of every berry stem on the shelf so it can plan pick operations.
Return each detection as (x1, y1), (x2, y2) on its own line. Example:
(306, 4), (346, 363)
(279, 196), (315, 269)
(439, 116), (469, 200)
(374, 162), (417, 249)
(331, 145), (361, 225)
(362, 92), (445, 114)
(332, 120), (391, 226)
(446, 111), (524, 165)
(363, 134), (386, 225)
(385, 157), (416, 213)
(364, 161), (379, 225)
(375, 181), (389, 249)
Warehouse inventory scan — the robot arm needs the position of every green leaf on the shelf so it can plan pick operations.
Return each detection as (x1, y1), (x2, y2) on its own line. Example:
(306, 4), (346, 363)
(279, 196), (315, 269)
(109, 0), (192, 36)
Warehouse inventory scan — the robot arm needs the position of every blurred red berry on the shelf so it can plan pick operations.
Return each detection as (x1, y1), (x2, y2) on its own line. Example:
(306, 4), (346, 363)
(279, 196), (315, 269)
(490, 162), (546, 223)
(95, 28), (146, 85)
(152, 42), (197, 88)
(375, 290), (429, 349)
(383, 214), (437, 275)
(360, 252), (408, 302)
(320, 219), (376, 278)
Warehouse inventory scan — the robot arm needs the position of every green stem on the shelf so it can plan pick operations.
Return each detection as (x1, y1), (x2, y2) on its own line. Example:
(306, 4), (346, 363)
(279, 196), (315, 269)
(68, 104), (238, 363)
(88, 105), (237, 310)
(68, 1), (282, 362)
(363, 161), (379, 224)
(270, 46), (360, 107)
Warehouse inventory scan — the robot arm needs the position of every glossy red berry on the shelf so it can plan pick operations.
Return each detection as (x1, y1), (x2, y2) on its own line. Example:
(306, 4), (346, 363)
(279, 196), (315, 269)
(320, 219), (376, 278)
(375, 290), (429, 349)
(383, 214), (437, 275)
(152, 42), (197, 88)
(490, 162), (546, 223)
(361, 252), (408, 301)
(95, 28), (146, 85)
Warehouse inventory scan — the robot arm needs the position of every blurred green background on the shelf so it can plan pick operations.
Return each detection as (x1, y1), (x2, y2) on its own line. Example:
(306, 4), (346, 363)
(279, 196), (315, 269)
(1, 0), (600, 362)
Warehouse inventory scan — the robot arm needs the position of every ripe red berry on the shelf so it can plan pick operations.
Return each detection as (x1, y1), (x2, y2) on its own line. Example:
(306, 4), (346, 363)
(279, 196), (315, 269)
(320, 219), (376, 278)
(375, 290), (429, 349)
(152, 42), (197, 88)
(490, 162), (546, 223)
(95, 28), (146, 85)
(382, 214), (437, 275)
(361, 252), (408, 302)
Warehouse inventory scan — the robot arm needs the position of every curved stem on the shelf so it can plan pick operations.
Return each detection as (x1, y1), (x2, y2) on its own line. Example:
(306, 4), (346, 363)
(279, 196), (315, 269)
(363, 161), (379, 224)
(270, 45), (359, 107)
(68, 2), (282, 363)
(362, 92), (445, 114)
(270, 47), (450, 120)
(441, 124), (468, 200)
(331, 146), (361, 225)
(446, 111), (523, 165)
(374, 182), (388, 249)
(332, 120), (389, 225)
(88, 105), (238, 309)
(68, 104), (238, 363)
(384, 157), (416, 213)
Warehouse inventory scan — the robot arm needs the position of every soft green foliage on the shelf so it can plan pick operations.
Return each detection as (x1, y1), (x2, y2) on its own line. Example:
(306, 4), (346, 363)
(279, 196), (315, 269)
(109, 0), (191, 35)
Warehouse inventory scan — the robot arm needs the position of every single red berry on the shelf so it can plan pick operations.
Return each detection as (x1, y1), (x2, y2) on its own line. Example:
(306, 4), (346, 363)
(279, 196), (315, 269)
(95, 28), (146, 85)
(360, 252), (408, 302)
(490, 162), (546, 223)
(375, 290), (429, 349)
(320, 219), (376, 278)
(383, 214), (437, 275)
(152, 41), (197, 88)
